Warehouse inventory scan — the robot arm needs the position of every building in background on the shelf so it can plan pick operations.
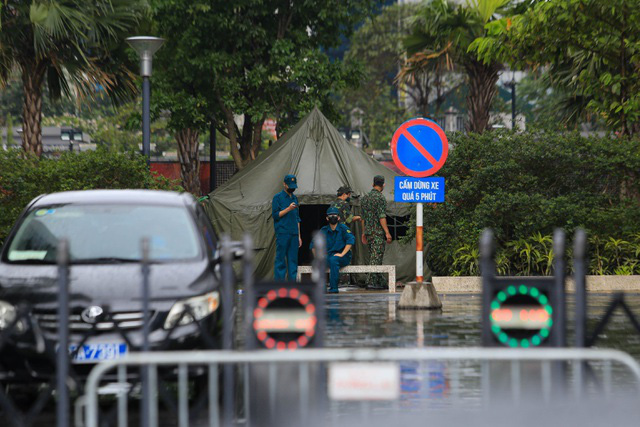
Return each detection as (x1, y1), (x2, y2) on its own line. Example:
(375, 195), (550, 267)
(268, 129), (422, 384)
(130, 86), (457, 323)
(1, 126), (96, 154)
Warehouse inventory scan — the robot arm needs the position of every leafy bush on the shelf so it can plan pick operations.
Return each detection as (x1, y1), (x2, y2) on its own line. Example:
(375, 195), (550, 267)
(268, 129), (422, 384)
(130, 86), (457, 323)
(0, 149), (181, 246)
(402, 131), (640, 276)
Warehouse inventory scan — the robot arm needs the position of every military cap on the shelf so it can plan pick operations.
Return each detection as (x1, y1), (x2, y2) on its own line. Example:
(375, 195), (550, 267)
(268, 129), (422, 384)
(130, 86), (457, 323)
(326, 206), (340, 216)
(337, 185), (353, 196)
(284, 174), (298, 189)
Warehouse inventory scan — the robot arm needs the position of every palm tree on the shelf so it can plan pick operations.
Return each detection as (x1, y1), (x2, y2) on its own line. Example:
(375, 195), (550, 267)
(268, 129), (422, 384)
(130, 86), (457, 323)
(399, 0), (511, 133)
(0, 1), (145, 155)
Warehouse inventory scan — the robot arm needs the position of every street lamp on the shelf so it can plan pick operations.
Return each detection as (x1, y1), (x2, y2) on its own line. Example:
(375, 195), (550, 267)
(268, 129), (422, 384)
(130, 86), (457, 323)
(126, 36), (164, 163)
(505, 77), (517, 131)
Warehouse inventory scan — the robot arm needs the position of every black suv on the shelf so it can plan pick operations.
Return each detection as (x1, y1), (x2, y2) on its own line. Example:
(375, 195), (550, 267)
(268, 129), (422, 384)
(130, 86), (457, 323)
(0, 190), (227, 381)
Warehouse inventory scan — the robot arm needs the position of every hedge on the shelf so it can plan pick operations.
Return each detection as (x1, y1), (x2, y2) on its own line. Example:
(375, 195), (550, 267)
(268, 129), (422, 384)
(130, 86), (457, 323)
(0, 149), (181, 246)
(401, 131), (640, 276)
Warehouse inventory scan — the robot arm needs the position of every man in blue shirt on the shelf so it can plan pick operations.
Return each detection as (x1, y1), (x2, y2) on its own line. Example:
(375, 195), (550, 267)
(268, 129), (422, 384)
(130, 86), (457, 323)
(272, 174), (302, 280)
(310, 207), (356, 293)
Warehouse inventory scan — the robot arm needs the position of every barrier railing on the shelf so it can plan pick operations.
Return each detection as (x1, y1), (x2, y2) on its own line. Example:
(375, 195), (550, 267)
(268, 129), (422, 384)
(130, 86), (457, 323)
(78, 347), (640, 427)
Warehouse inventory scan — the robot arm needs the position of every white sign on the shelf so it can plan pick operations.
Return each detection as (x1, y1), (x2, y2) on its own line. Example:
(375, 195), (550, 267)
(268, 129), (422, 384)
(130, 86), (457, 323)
(328, 362), (400, 401)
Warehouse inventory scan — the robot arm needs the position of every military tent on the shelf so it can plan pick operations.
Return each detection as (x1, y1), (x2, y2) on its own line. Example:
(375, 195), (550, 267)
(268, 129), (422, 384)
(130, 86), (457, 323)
(203, 108), (427, 284)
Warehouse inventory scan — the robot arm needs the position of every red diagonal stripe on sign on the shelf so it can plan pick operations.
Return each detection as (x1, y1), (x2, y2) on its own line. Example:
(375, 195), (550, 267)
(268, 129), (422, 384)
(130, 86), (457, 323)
(401, 129), (439, 168)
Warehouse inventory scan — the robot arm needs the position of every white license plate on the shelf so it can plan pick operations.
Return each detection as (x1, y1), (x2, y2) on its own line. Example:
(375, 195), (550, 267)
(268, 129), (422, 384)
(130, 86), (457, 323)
(69, 343), (128, 364)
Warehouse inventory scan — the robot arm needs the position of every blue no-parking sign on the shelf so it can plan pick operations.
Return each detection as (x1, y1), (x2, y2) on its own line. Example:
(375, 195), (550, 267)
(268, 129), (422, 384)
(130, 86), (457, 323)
(391, 118), (448, 178)
(391, 118), (448, 203)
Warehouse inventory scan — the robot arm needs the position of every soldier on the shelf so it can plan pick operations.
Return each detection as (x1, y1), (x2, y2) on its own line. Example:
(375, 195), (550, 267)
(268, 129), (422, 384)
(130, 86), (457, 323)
(361, 175), (392, 290)
(330, 186), (361, 225)
(272, 174), (301, 280)
(310, 207), (355, 293)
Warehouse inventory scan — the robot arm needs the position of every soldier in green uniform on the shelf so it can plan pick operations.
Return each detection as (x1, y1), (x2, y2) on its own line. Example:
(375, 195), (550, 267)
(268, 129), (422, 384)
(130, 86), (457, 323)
(330, 186), (361, 225)
(361, 175), (392, 290)
(330, 186), (361, 287)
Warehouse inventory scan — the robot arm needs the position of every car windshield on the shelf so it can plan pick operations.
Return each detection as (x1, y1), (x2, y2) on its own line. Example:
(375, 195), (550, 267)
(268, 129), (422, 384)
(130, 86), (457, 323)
(5, 204), (201, 264)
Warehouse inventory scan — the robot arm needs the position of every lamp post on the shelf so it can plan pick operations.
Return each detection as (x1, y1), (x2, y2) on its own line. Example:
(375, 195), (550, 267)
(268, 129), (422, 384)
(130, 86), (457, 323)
(505, 78), (517, 131)
(210, 119), (216, 192)
(126, 36), (164, 164)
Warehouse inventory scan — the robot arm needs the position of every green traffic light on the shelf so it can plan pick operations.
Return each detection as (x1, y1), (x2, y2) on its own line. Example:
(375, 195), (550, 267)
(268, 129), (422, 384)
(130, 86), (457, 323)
(490, 284), (555, 348)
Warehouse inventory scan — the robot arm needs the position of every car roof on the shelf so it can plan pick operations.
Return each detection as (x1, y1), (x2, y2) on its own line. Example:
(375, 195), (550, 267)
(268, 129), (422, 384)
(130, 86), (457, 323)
(31, 190), (195, 208)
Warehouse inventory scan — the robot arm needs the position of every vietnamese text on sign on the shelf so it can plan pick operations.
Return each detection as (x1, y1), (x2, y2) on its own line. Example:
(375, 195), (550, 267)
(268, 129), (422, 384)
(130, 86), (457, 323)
(394, 177), (445, 203)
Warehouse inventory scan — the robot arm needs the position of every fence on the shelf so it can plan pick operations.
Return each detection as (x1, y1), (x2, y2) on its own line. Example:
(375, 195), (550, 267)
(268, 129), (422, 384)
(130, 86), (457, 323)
(77, 347), (640, 427)
(3, 228), (640, 427)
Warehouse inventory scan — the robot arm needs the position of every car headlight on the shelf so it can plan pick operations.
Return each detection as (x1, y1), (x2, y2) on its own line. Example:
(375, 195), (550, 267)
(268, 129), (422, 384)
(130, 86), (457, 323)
(0, 300), (26, 333)
(163, 291), (220, 329)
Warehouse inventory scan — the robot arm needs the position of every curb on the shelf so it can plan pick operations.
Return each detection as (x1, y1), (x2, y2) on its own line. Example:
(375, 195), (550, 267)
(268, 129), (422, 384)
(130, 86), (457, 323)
(432, 276), (640, 294)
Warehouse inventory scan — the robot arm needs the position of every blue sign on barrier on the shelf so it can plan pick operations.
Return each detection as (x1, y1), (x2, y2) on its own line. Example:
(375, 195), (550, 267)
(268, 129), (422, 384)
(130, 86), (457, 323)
(394, 177), (445, 203)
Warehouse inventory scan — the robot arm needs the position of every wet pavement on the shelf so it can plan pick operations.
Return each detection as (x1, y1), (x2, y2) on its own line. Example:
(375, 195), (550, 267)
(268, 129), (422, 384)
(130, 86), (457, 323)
(322, 292), (640, 358)
(10, 291), (640, 426)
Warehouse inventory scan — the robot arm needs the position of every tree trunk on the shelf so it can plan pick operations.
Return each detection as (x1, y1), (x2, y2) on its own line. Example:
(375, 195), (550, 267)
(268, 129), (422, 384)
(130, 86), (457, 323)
(222, 109), (264, 170)
(176, 128), (201, 195)
(21, 63), (46, 156)
(465, 59), (501, 133)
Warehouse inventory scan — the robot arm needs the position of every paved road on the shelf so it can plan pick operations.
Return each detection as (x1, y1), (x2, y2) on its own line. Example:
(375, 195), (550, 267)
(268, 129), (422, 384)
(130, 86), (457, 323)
(323, 292), (640, 357)
(6, 292), (640, 426)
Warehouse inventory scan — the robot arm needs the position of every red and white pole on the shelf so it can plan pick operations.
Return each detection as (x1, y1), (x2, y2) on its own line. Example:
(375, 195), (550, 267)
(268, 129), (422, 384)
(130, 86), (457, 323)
(416, 202), (423, 283)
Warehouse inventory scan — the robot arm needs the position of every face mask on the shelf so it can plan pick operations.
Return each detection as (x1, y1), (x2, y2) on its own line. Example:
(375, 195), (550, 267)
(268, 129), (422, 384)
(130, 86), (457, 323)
(328, 216), (339, 225)
(345, 197), (351, 203)
(287, 188), (296, 194)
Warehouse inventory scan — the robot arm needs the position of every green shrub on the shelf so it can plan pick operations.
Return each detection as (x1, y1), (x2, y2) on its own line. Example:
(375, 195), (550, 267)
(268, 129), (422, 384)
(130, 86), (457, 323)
(0, 149), (181, 246)
(403, 131), (640, 276)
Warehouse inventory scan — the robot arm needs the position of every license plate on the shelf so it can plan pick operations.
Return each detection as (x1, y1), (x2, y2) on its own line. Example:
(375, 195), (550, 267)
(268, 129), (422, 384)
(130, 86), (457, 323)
(69, 343), (128, 364)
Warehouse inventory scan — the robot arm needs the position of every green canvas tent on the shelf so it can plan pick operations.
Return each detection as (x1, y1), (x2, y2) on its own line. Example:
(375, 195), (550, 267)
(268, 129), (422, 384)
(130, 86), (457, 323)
(203, 108), (427, 283)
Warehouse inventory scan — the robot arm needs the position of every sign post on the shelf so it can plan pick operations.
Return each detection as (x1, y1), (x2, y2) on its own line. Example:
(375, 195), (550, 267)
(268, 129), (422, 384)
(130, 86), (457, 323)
(391, 118), (448, 293)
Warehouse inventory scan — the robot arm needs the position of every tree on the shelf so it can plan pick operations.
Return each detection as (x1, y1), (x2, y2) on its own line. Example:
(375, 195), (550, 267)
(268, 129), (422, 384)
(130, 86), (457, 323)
(335, 4), (414, 149)
(0, 1), (145, 155)
(152, 0), (374, 172)
(472, 0), (640, 136)
(399, 0), (512, 133)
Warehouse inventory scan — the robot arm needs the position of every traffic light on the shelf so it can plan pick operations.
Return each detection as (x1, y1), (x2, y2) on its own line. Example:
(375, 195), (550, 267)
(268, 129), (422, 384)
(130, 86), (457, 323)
(481, 229), (567, 348)
(246, 281), (323, 350)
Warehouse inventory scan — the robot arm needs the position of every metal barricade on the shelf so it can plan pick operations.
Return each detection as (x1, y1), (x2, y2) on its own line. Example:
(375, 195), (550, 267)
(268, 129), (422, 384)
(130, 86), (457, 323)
(78, 347), (640, 427)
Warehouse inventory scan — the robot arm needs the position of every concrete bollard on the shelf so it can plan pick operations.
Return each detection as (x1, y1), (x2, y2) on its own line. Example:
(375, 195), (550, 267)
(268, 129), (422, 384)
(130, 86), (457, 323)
(398, 281), (442, 310)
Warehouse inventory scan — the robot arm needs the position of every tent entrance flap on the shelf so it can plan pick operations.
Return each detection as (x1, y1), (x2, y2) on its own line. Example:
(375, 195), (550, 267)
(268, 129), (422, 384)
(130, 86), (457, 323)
(299, 204), (330, 265)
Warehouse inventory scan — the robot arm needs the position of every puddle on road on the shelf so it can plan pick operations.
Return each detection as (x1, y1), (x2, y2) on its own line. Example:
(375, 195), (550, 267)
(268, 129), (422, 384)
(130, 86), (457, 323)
(323, 293), (640, 358)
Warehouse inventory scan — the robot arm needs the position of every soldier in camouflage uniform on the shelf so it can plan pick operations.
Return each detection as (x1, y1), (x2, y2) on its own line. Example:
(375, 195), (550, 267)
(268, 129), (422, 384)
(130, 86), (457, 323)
(330, 186), (361, 226)
(330, 186), (362, 286)
(361, 175), (392, 290)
